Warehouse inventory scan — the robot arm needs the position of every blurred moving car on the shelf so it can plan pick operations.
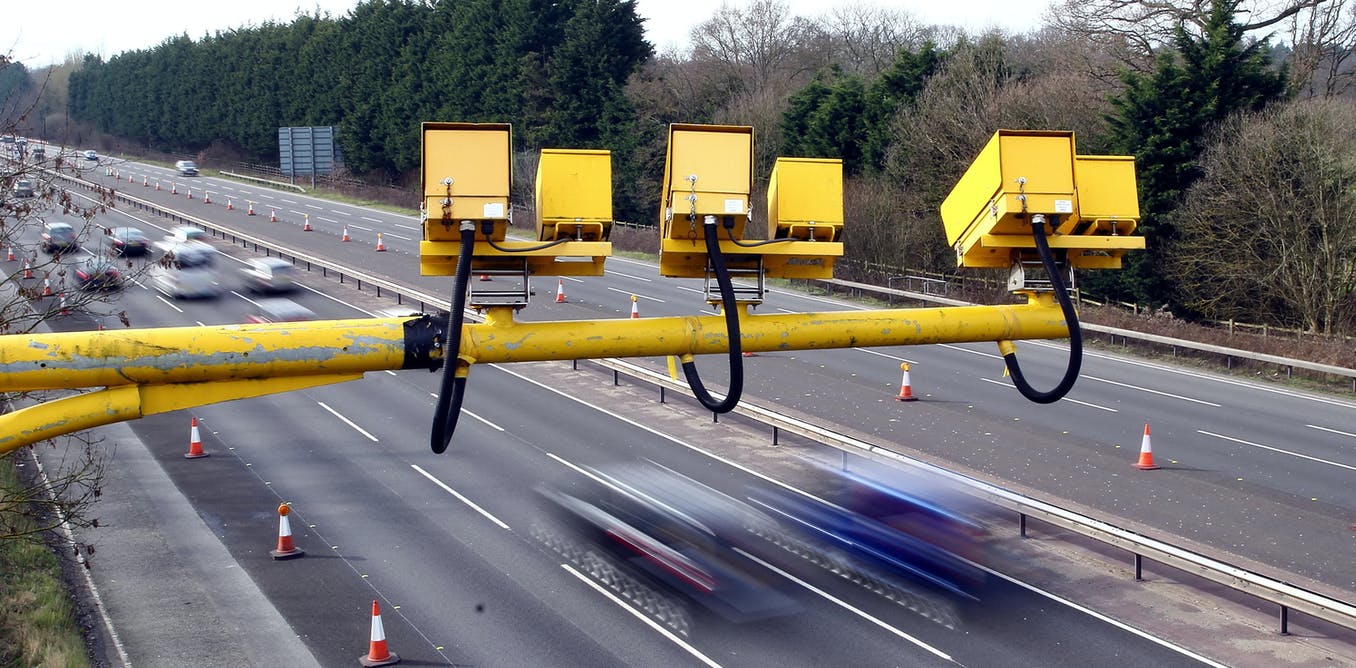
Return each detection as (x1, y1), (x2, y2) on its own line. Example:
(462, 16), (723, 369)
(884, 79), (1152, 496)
(83, 150), (98, 161)
(107, 227), (150, 257)
(12, 178), (35, 198)
(538, 462), (800, 623)
(74, 257), (123, 291)
(151, 241), (220, 298)
(175, 160), (199, 176)
(154, 225), (208, 254)
(748, 465), (989, 603)
(240, 257), (296, 294)
(245, 297), (316, 323)
(41, 222), (79, 254)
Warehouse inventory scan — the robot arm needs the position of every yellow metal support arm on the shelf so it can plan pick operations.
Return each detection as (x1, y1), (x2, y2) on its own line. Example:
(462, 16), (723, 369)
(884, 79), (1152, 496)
(0, 295), (1070, 455)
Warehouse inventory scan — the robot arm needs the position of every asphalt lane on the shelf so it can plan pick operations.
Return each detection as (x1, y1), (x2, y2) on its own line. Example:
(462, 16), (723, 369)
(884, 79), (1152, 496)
(29, 161), (1345, 661)
(26, 218), (1218, 666)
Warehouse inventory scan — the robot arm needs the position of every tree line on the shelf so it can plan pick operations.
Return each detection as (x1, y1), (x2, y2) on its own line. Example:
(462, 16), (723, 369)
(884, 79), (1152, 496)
(55, 0), (1356, 335)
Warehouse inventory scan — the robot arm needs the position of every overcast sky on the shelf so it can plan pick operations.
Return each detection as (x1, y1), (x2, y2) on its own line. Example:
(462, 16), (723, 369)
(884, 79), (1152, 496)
(3, 1), (1052, 69)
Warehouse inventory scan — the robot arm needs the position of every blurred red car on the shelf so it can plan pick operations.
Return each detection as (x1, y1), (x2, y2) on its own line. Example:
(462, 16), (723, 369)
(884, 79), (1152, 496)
(74, 257), (123, 291)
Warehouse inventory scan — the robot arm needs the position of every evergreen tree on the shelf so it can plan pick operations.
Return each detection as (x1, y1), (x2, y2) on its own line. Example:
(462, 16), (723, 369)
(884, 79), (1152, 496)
(1102, 0), (1287, 308)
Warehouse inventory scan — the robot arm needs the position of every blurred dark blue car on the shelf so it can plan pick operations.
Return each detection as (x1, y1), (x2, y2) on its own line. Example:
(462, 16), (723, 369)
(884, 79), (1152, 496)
(748, 465), (988, 602)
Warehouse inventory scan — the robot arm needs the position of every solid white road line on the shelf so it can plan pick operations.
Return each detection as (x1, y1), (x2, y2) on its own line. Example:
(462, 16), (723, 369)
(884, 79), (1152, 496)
(1308, 424), (1356, 439)
(1083, 375), (1221, 407)
(1198, 429), (1356, 472)
(854, 347), (915, 364)
(561, 564), (722, 668)
(410, 464), (510, 529)
(978, 377), (1118, 412)
(604, 270), (653, 282)
(981, 566), (1229, 667)
(607, 286), (665, 303)
(738, 550), (955, 662)
(316, 401), (378, 442)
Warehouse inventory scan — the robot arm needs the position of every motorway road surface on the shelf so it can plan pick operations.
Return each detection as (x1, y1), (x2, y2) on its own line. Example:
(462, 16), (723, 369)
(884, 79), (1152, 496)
(9, 159), (1352, 665)
(78, 160), (1356, 594)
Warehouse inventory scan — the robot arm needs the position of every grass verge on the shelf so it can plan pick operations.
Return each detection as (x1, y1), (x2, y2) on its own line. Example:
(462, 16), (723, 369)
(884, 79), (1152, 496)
(0, 453), (90, 668)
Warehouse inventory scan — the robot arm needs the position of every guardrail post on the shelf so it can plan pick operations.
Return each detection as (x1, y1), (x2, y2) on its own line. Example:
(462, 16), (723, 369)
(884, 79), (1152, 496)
(1019, 513), (1027, 538)
(659, 386), (665, 403)
(1134, 553), (1144, 581)
(773, 425), (780, 446)
(1280, 605), (1290, 635)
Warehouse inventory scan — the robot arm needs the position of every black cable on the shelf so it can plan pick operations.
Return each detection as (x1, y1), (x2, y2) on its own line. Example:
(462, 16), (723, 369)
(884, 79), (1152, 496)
(681, 217), (744, 413)
(486, 236), (572, 253)
(1002, 216), (1082, 404)
(729, 236), (796, 248)
(430, 221), (476, 453)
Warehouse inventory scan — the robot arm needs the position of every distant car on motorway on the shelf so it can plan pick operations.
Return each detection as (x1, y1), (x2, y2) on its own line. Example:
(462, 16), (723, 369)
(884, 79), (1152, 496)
(240, 257), (296, 294)
(12, 178), (35, 198)
(74, 257), (123, 291)
(107, 227), (150, 257)
(41, 222), (79, 254)
(175, 160), (199, 176)
(245, 297), (316, 323)
(83, 150), (98, 161)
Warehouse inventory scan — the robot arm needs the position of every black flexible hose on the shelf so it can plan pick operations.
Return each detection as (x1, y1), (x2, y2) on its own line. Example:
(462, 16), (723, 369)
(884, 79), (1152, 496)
(430, 222), (476, 453)
(1002, 217), (1082, 404)
(681, 218), (744, 413)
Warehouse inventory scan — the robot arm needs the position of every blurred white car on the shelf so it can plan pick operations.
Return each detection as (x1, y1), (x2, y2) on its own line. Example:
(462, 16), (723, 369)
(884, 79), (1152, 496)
(240, 257), (296, 294)
(150, 241), (220, 298)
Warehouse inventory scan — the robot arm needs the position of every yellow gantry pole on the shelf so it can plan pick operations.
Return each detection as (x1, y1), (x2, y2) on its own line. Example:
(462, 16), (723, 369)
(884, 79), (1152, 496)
(0, 294), (1071, 454)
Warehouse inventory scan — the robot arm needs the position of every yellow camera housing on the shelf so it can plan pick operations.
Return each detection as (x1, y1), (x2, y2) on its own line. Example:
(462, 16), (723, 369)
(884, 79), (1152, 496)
(940, 130), (1143, 269)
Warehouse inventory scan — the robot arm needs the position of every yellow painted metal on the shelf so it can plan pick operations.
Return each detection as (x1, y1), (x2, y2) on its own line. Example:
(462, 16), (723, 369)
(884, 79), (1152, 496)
(418, 240), (612, 277)
(421, 122), (512, 247)
(0, 375), (359, 454)
(0, 294), (1073, 453)
(940, 130), (1145, 269)
(659, 124), (753, 243)
(420, 127), (613, 278)
(657, 125), (845, 280)
(768, 157), (844, 242)
(0, 319), (416, 391)
(536, 149), (613, 242)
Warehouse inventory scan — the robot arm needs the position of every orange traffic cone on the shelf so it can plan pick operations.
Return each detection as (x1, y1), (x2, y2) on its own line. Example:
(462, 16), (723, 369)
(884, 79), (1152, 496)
(248, 202), (256, 216)
(375, 233), (386, 251)
(203, 191), (211, 204)
(42, 276), (53, 296)
(186, 187), (193, 200)
(555, 278), (566, 303)
(155, 180), (161, 191)
(128, 173), (135, 183)
(143, 175), (148, 187)
(359, 600), (400, 666)
(1134, 423), (1160, 470)
(630, 294), (639, 318)
(6, 245), (14, 261)
(894, 362), (918, 402)
(269, 504), (305, 560)
(270, 208), (278, 222)
(226, 198), (234, 211)
(57, 292), (70, 315)
(171, 182), (178, 195)
(185, 416), (209, 459)
(23, 259), (33, 278)
(303, 215), (312, 231)
(342, 226), (351, 242)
